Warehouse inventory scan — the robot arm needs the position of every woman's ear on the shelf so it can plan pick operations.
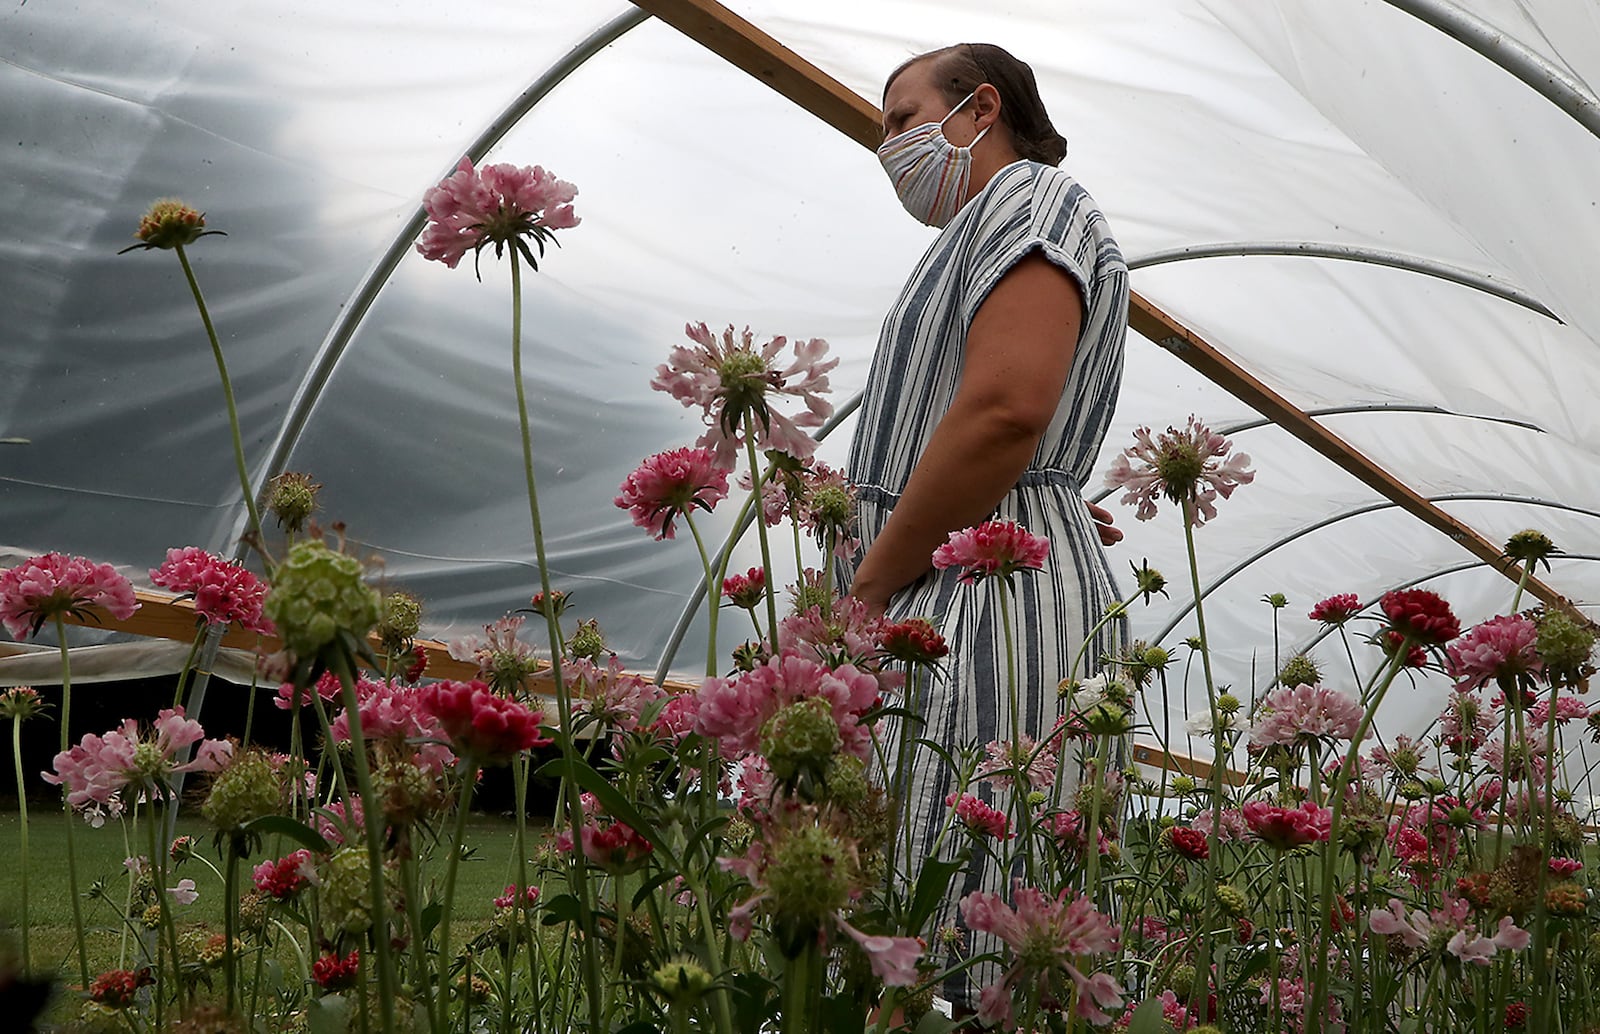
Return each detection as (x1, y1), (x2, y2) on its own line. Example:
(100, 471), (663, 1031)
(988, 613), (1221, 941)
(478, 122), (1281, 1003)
(972, 82), (1003, 133)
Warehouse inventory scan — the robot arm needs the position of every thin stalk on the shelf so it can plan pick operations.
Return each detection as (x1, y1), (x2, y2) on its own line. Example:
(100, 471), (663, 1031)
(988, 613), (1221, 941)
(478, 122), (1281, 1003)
(1181, 502), (1225, 1017)
(12, 715), (31, 971)
(999, 584), (1028, 863)
(241, 666), (261, 747)
(504, 754), (535, 1034)
(170, 628), (206, 709)
(683, 511), (721, 676)
(743, 427), (780, 643)
(55, 614), (91, 989)
(174, 242), (261, 537)
(146, 799), (186, 1021)
(329, 653), (399, 1034)
(223, 839), (239, 1011)
(1509, 561), (1532, 613)
(507, 250), (604, 1032)
(396, 845), (438, 1027)
(437, 763), (478, 1034)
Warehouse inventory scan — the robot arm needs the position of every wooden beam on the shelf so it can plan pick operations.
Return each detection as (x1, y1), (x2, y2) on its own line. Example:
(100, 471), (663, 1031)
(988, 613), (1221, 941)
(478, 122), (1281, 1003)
(636, 0), (1577, 617)
(1130, 741), (1246, 787)
(629, 0), (883, 150)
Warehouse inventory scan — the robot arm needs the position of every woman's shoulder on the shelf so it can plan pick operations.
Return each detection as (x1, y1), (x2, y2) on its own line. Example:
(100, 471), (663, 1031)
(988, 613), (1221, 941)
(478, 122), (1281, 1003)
(968, 161), (1113, 248)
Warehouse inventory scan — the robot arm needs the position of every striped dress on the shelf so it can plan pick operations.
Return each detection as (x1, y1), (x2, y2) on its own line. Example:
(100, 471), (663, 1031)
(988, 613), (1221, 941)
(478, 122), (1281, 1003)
(842, 159), (1128, 1001)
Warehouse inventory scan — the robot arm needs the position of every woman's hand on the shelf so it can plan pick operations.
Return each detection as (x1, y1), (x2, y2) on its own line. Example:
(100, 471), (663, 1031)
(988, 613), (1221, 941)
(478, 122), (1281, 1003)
(1087, 500), (1122, 547)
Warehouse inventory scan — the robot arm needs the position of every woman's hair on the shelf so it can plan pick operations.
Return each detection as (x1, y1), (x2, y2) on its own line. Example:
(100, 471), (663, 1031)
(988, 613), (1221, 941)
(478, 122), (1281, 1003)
(885, 43), (1068, 166)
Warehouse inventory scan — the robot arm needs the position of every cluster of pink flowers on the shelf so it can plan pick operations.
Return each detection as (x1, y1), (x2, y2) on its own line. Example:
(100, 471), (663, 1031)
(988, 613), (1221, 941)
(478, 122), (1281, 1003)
(253, 849), (314, 900)
(694, 650), (881, 761)
(651, 322), (836, 467)
(1, 551), (139, 640)
(946, 792), (1010, 839)
(1102, 415), (1254, 525)
(1388, 799), (1468, 880)
(975, 733), (1059, 793)
(1369, 896), (1530, 964)
(775, 596), (901, 695)
(1439, 692), (1495, 755)
(1190, 806), (1249, 842)
(311, 948), (361, 990)
(1047, 810), (1114, 858)
(149, 546), (273, 633)
(494, 884), (540, 910)
(1531, 693), (1589, 725)
(45, 707), (232, 809)
(1241, 800), (1332, 850)
(329, 677), (455, 774)
(565, 654), (664, 732)
(275, 669), (342, 711)
(1250, 682), (1364, 747)
(614, 446), (732, 540)
(1446, 613), (1540, 690)
(1308, 592), (1362, 625)
(419, 679), (550, 766)
(931, 520), (1050, 585)
(961, 881), (1124, 1027)
(416, 157), (578, 270)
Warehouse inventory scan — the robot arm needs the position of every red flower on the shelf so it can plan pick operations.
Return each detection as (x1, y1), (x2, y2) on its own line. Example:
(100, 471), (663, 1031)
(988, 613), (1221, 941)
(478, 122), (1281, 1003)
(721, 567), (767, 610)
(1309, 593), (1362, 625)
(879, 617), (949, 664)
(420, 680), (550, 765)
(1242, 801), (1332, 850)
(1383, 631), (1429, 668)
(253, 849), (313, 900)
(1505, 1001), (1528, 1029)
(404, 645), (429, 684)
(88, 968), (154, 1008)
(312, 949), (360, 990)
(1550, 857), (1583, 877)
(1380, 589), (1461, 647)
(1235, 917), (1254, 944)
(580, 819), (653, 874)
(1169, 826), (1209, 860)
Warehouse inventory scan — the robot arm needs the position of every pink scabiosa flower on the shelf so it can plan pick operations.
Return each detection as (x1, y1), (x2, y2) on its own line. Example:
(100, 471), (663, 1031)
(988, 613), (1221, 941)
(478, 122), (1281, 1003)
(1439, 692), (1494, 756)
(88, 968), (155, 1008)
(960, 881), (1124, 1028)
(44, 708), (231, 809)
(1102, 415), (1254, 525)
(329, 676), (456, 774)
(0, 552), (139, 640)
(1169, 825), (1210, 860)
(150, 546), (274, 634)
(614, 446), (732, 541)
(946, 792), (1011, 839)
(1380, 589), (1461, 648)
(1531, 693), (1589, 726)
(415, 156), (578, 274)
(695, 649), (881, 762)
(580, 817), (654, 874)
(419, 679), (550, 766)
(275, 669), (343, 712)
(1250, 682), (1365, 747)
(565, 653), (663, 732)
(0, 685), (46, 722)
(1446, 613), (1540, 691)
(494, 884), (540, 910)
(253, 849), (314, 900)
(931, 520), (1050, 586)
(1190, 806), (1249, 842)
(1309, 593), (1362, 625)
(312, 948), (361, 990)
(975, 734), (1059, 793)
(651, 322), (837, 468)
(448, 614), (543, 696)
(1047, 810), (1114, 859)
(1241, 800), (1332, 850)
(878, 617), (949, 665)
(722, 567), (767, 610)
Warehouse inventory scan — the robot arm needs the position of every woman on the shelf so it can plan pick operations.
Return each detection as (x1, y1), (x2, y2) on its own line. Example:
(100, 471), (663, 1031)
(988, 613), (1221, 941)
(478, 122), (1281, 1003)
(842, 43), (1128, 1005)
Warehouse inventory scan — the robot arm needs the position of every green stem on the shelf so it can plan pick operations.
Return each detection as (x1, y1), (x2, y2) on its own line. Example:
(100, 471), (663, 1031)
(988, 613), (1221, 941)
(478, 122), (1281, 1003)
(505, 754), (535, 1034)
(147, 797), (187, 1021)
(743, 429), (780, 643)
(437, 763), (478, 1033)
(1181, 502), (1225, 1017)
(224, 840), (239, 1011)
(396, 845), (437, 1028)
(170, 627), (206, 710)
(55, 614), (91, 989)
(1510, 561), (1532, 613)
(684, 511), (721, 677)
(174, 242), (261, 538)
(12, 716), (30, 972)
(329, 652), (399, 1034)
(507, 250), (604, 1033)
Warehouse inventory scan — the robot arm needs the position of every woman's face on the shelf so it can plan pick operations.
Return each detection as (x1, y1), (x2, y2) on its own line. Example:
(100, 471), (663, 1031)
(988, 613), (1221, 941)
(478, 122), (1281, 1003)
(882, 60), (982, 146)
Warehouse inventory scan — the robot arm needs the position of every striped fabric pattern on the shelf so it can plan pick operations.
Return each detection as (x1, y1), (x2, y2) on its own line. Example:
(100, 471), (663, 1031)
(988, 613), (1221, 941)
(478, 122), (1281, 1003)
(842, 159), (1129, 1002)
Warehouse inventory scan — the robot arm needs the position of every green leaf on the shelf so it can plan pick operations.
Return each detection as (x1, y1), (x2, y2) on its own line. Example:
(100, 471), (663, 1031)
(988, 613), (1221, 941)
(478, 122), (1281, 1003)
(307, 994), (352, 1034)
(906, 856), (967, 932)
(420, 901), (443, 940)
(540, 892), (585, 927)
(1125, 995), (1167, 1034)
(242, 815), (332, 856)
(821, 991), (868, 1031)
(913, 1010), (961, 1034)
(631, 868), (683, 910)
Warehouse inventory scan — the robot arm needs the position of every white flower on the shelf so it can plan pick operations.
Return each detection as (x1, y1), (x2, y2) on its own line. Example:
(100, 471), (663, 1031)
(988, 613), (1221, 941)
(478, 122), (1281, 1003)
(169, 878), (199, 905)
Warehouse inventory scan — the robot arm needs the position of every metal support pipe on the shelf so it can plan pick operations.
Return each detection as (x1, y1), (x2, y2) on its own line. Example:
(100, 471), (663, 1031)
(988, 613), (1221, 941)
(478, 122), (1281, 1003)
(1381, 0), (1600, 141)
(1127, 241), (1559, 321)
(1147, 493), (1600, 646)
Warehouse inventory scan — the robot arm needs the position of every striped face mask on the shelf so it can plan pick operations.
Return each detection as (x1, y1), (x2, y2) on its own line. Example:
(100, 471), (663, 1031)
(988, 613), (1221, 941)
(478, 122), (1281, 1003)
(877, 90), (990, 228)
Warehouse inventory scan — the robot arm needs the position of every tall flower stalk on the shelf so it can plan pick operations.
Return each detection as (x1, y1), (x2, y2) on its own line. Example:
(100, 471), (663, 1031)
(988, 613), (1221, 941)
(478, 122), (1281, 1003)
(2, 687), (46, 972)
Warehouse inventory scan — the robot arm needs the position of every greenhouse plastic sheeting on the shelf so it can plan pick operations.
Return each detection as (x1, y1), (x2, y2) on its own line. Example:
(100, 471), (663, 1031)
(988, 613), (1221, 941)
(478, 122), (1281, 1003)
(5, 0), (1600, 766)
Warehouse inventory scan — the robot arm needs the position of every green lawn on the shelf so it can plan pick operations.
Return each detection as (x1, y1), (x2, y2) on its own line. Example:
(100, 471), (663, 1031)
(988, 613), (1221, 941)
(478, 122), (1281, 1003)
(0, 807), (548, 982)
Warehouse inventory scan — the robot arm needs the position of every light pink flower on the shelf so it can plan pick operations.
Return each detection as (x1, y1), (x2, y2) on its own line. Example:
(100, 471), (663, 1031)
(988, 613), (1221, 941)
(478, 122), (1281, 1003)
(1446, 613), (1540, 691)
(1189, 806), (1249, 842)
(836, 916), (923, 987)
(329, 677), (457, 774)
(961, 881), (1123, 1028)
(1102, 415), (1254, 525)
(1250, 682), (1364, 747)
(1, 552), (139, 640)
(447, 614), (542, 694)
(44, 708), (231, 808)
(775, 595), (901, 695)
(1369, 897), (1430, 948)
(168, 879), (198, 905)
(931, 520), (1049, 585)
(1438, 692), (1494, 755)
(150, 546), (273, 634)
(614, 447), (731, 541)
(566, 654), (664, 732)
(975, 734), (1059, 793)
(1531, 693), (1589, 726)
(651, 322), (836, 467)
(416, 157), (578, 271)
(694, 650), (881, 761)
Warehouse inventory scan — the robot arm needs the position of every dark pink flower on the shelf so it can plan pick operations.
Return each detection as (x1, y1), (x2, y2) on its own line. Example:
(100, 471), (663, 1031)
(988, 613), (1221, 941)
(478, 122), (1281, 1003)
(419, 679), (550, 765)
(931, 520), (1049, 585)
(312, 949), (360, 990)
(1446, 613), (1540, 690)
(1309, 593), (1362, 625)
(329, 677), (456, 774)
(276, 670), (343, 711)
(150, 546), (273, 634)
(252, 850), (314, 900)
(1550, 857), (1583, 877)
(878, 617), (949, 664)
(494, 884), (540, 910)
(416, 156), (578, 272)
(1169, 826), (1209, 860)
(1, 552), (139, 640)
(615, 447), (731, 540)
(722, 567), (766, 610)
(580, 818), (653, 874)
(1380, 589), (1461, 647)
(1242, 800), (1331, 850)
(1102, 415), (1254, 525)
(961, 882), (1123, 1027)
(946, 792), (1010, 839)
(651, 322), (836, 467)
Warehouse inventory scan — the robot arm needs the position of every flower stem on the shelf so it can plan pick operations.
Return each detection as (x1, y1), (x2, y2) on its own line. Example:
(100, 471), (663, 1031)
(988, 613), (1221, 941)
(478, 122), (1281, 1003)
(174, 242), (261, 539)
(12, 715), (30, 972)
(224, 839), (239, 1011)
(437, 762), (478, 1033)
(684, 511), (721, 676)
(54, 614), (91, 989)
(507, 249), (604, 1033)
(1181, 502), (1225, 1017)
(743, 429), (780, 644)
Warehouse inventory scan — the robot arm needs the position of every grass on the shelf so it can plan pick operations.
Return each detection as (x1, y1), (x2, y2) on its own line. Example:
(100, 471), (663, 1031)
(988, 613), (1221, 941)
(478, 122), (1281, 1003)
(0, 807), (548, 983)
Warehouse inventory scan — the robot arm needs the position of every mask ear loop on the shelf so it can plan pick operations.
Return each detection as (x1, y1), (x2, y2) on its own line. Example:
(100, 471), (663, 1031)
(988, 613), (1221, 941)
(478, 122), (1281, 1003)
(939, 89), (991, 148)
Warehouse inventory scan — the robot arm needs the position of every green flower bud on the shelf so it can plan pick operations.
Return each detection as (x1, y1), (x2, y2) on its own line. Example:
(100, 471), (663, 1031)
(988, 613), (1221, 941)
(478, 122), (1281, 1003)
(263, 539), (382, 659)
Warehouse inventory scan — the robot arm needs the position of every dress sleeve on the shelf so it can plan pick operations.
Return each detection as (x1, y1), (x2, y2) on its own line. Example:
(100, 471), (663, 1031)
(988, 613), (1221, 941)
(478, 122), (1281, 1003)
(957, 165), (1095, 337)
